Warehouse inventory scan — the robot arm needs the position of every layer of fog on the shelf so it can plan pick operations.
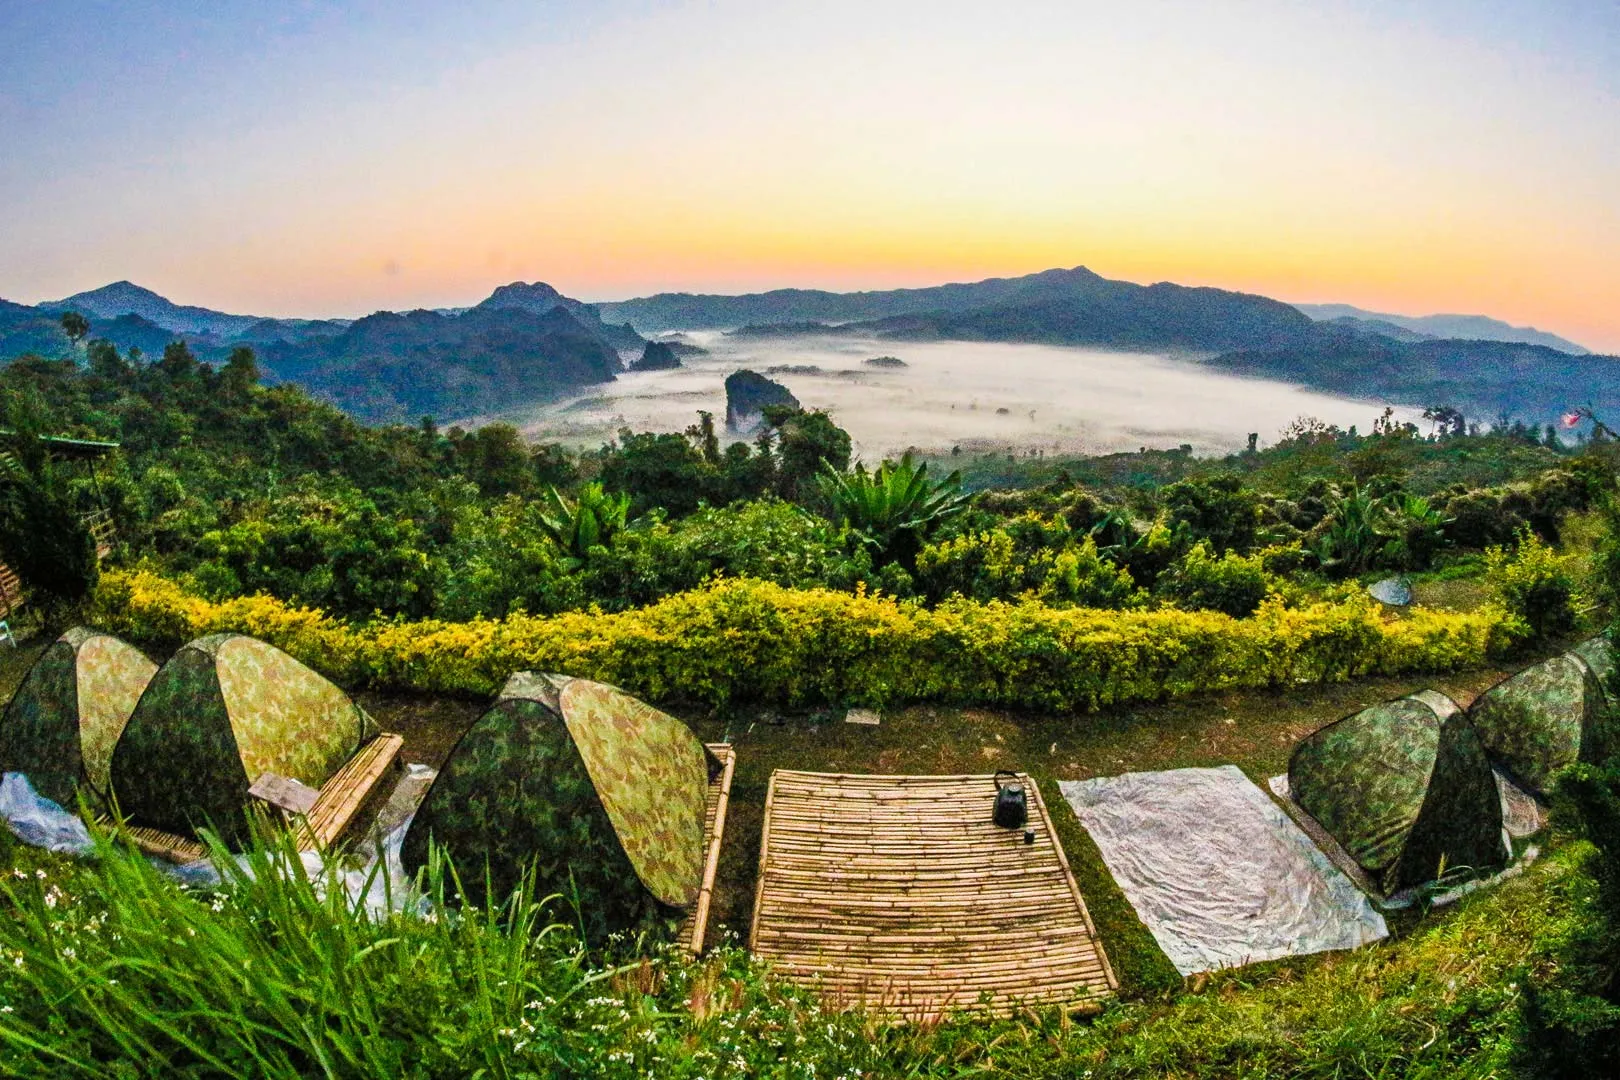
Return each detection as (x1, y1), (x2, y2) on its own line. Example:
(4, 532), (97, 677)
(496, 332), (1420, 461)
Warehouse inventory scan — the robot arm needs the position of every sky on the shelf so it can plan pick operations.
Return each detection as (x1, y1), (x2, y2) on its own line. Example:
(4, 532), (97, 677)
(1, 1), (1616, 350)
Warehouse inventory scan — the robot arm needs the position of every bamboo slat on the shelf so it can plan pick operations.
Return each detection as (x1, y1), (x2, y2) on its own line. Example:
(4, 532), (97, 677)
(294, 733), (404, 849)
(749, 770), (1116, 1020)
(675, 744), (736, 956)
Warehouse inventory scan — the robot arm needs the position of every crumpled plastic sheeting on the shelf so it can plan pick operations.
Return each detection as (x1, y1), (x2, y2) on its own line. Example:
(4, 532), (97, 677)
(170, 764), (439, 917)
(0, 772), (94, 855)
(166, 811), (426, 917)
(1062, 765), (1387, 975)
(2, 764), (439, 919)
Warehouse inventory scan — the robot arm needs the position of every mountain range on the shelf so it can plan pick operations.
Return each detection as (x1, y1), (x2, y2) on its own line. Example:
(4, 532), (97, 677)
(0, 281), (641, 423)
(599, 269), (1594, 355)
(1292, 303), (1588, 355)
(1, 268), (1612, 428)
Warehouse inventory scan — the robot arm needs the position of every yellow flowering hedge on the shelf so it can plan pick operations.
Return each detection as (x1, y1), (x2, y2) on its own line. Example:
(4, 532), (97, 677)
(91, 569), (1515, 712)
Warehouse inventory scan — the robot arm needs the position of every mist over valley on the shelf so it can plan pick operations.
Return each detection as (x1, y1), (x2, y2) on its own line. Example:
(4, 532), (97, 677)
(494, 331), (1421, 461)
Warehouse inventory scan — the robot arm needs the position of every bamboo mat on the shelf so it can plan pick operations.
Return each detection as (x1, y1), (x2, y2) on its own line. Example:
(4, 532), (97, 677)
(749, 771), (1116, 1019)
(676, 744), (736, 955)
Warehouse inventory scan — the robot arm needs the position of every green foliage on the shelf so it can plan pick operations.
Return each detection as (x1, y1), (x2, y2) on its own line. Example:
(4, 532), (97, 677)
(190, 481), (439, 618)
(1381, 491), (1451, 570)
(599, 429), (715, 517)
(0, 449), (99, 620)
(537, 482), (632, 566)
(1309, 482), (1389, 576)
(575, 499), (869, 611)
(0, 804), (1581, 1077)
(1485, 530), (1580, 644)
(764, 406), (851, 504)
(818, 452), (969, 568)
(915, 514), (1141, 609)
(1308, 483), (1451, 576)
(436, 496), (586, 619)
(1514, 763), (1620, 1076)
(1157, 541), (1270, 617)
(1162, 473), (1261, 554)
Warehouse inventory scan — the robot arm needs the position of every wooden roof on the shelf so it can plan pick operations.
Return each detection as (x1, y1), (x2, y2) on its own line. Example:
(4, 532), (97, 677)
(749, 771), (1116, 1020)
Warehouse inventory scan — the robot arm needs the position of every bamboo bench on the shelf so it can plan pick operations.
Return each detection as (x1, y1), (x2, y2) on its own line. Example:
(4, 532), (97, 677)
(676, 743), (737, 956)
(113, 733), (406, 864)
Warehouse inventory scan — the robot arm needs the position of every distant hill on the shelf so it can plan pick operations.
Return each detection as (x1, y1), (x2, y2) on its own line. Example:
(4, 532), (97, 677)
(0, 298), (69, 357)
(629, 341), (681, 371)
(4, 271), (1607, 429)
(605, 267), (1318, 353)
(258, 305), (621, 423)
(598, 273), (1049, 331)
(40, 280), (266, 338)
(475, 281), (645, 354)
(1323, 316), (1435, 344)
(1293, 303), (1588, 355)
(1205, 337), (1620, 427)
(847, 268), (1319, 352)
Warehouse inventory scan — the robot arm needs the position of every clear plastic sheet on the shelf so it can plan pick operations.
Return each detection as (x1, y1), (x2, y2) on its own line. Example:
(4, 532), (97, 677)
(1062, 765), (1387, 975)
(0, 772), (94, 855)
(2, 765), (438, 918)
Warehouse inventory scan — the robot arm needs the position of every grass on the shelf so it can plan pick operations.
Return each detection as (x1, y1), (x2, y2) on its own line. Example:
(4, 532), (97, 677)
(0, 792), (1588, 1077)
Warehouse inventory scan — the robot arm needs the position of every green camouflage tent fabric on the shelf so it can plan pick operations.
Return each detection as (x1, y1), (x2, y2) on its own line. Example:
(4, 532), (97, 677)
(402, 672), (720, 943)
(1289, 690), (1505, 894)
(0, 627), (157, 809)
(110, 634), (374, 846)
(1467, 637), (1618, 797)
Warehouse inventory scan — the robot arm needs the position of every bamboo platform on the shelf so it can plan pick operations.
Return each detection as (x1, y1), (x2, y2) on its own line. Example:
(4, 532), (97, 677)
(749, 771), (1116, 1020)
(677, 743), (736, 955)
(117, 733), (405, 863)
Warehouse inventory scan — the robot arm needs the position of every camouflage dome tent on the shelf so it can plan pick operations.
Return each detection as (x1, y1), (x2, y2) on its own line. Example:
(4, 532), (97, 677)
(110, 634), (377, 847)
(402, 672), (722, 944)
(0, 627), (157, 810)
(1288, 690), (1505, 895)
(1467, 636), (1618, 798)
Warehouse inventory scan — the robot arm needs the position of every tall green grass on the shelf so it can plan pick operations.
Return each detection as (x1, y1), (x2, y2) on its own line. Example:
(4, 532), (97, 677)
(0, 825), (1587, 1078)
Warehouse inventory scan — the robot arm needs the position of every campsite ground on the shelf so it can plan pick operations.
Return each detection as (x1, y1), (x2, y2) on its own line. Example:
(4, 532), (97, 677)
(352, 654), (1544, 997)
(0, 626), (1563, 998)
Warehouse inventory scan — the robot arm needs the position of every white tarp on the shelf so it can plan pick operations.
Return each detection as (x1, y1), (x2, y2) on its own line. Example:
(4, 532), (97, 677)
(1061, 765), (1387, 975)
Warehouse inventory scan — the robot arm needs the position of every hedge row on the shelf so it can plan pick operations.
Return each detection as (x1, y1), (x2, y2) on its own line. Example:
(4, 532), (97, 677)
(90, 570), (1515, 713)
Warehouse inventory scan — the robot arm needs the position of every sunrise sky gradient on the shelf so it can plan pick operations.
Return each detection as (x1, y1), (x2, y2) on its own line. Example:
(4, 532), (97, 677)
(2, 1), (1616, 349)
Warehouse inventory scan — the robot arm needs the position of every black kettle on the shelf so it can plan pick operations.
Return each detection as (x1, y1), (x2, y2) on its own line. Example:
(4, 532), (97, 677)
(993, 771), (1028, 829)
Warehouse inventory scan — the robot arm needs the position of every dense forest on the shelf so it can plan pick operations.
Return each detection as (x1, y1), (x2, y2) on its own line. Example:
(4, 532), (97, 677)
(0, 328), (1602, 637)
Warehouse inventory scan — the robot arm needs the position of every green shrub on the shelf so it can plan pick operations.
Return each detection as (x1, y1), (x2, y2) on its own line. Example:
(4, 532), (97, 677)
(436, 496), (586, 619)
(1162, 473), (1261, 554)
(92, 569), (1508, 713)
(915, 515), (1141, 609)
(578, 499), (868, 612)
(1485, 530), (1580, 643)
(1157, 541), (1270, 617)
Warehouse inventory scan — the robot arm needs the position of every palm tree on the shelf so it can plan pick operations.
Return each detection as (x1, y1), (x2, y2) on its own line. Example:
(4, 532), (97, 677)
(817, 453), (970, 566)
(536, 483), (631, 567)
